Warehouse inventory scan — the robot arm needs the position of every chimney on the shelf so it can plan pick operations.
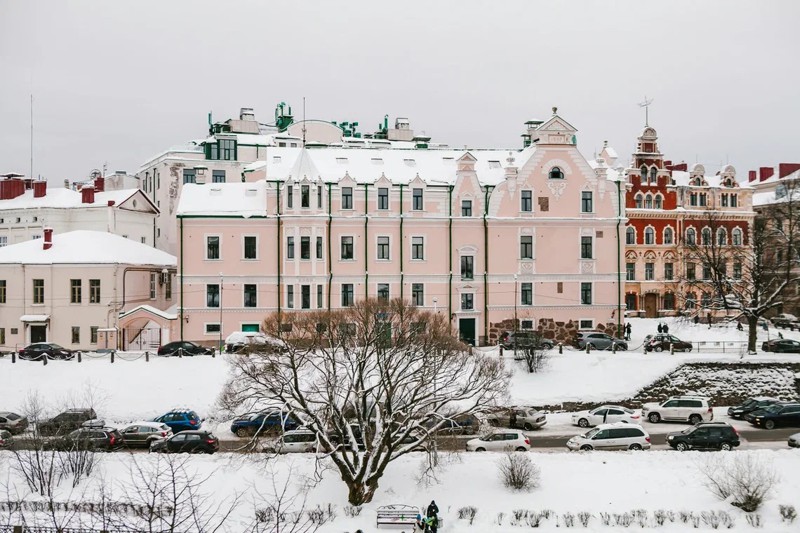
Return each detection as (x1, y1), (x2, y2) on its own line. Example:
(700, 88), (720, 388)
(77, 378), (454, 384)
(778, 163), (800, 179)
(81, 186), (95, 204)
(759, 167), (774, 182)
(94, 176), (105, 192)
(33, 181), (47, 198)
(0, 178), (25, 200)
(43, 228), (53, 250)
(107, 200), (115, 207)
(748, 170), (757, 182)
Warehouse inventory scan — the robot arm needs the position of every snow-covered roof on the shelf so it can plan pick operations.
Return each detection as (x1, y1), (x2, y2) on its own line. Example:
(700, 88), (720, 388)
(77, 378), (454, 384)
(0, 230), (176, 266)
(0, 188), (149, 211)
(20, 314), (50, 322)
(177, 181), (267, 217)
(670, 171), (751, 189)
(266, 146), (533, 186)
(119, 305), (177, 321)
(202, 133), (276, 146)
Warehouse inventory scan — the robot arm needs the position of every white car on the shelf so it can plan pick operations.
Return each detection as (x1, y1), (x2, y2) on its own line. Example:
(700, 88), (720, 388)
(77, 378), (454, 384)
(566, 423), (651, 451)
(262, 429), (318, 454)
(571, 406), (640, 428)
(465, 431), (530, 452)
(789, 432), (800, 448)
(642, 396), (713, 424)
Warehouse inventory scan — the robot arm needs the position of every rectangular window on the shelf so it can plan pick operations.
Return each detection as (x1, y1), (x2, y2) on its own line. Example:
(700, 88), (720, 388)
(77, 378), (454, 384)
(70, 279), (82, 304)
(0, 328), (4, 344)
(71, 326), (80, 344)
(205, 323), (221, 334)
(0, 280), (5, 303)
(579, 319), (593, 330)
(580, 236), (592, 259)
(342, 187), (353, 209)
(702, 265), (711, 280)
(687, 263), (696, 280)
(287, 185), (293, 208)
(461, 200), (472, 217)
(581, 191), (593, 213)
(316, 236), (323, 259)
(733, 262), (742, 279)
(645, 262), (654, 281)
(317, 186), (322, 208)
(461, 293), (474, 310)
(219, 139), (236, 160)
(301, 285), (311, 309)
(411, 236), (424, 260)
(730, 194), (738, 207)
(165, 273), (172, 300)
(33, 279), (44, 304)
(521, 190), (532, 212)
(412, 283), (424, 306)
(342, 283), (354, 307)
(243, 236), (257, 259)
(206, 284), (219, 307)
(699, 194), (707, 207)
(664, 293), (675, 310)
(287, 285), (294, 309)
(206, 236), (220, 259)
(301, 236), (310, 259)
(580, 282), (592, 305)
(521, 282), (532, 305)
(182, 169), (196, 184)
(377, 236), (390, 260)
(460, 255), (474, 280)
(0, 236), (6, 247)
(150, 273), (157, 299)
(690, 193), (698, 207)
(301, 185), (310, 208)
(341, 236), (353, 260)
(520, 236), (533, 259)
(664, 262), (674, 280)
(244, 284), (257, 307)
(412, 188), (423, 210)
(378, 187), (389, 210)
(377, 283), (390, 301)
(90, 279), (101, 303)
(317, 284), (323, 308)
(212, 170), (226, 183)
(721, 194), (729, 207)
(626, 263), (635, 281)
(287, 236), (295, 259)
(90, 326), (98, 344)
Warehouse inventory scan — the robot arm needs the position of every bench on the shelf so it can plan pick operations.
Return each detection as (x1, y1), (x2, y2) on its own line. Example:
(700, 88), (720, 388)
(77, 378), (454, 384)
(376, 504), (420, 528)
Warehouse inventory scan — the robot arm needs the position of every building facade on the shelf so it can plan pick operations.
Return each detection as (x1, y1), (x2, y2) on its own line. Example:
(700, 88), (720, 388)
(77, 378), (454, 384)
(176, 111), (627, 347)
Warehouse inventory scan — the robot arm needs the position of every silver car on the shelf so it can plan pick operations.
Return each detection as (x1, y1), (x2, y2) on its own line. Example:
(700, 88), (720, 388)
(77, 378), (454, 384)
(0, 411), (28, 434)
(566, 423), (651, 451)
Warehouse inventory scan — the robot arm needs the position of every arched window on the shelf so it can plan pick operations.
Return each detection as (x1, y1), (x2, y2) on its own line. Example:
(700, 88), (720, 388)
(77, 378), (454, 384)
(650, 167), (657, 181)
(694, 177), (703, 186)
(702, 228), (712, 246)
(685, 292), (696, 309)
(732, 228), (743, 246)
(635, 194), (643, 208)
(645, 227), (655, 245)
(663, 292), (675, 310)
(686, 228), (696, 245)
(654, 194), (663, 209)
(664, 226), (674, 245)
(644, 194), (653, 209)
(640, 165), (648, 180)
(549, 166), (564, 180)
(717, 228), (727, 246)
(626, 227), (636, 245)
(701, 292), (712, 308)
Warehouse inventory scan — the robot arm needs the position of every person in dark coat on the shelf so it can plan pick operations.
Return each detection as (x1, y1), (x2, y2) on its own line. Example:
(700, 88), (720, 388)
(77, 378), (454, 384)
(663, 323), (669, 334)
(694, 315), (700, 325)
(427, 500), (439, 533)
(625, 323), (632, 341)
(657, 323), (663, 334)
(427, 500), (439, 518)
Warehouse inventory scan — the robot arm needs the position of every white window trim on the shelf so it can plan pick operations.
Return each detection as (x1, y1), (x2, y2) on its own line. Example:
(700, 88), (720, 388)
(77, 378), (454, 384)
(626, 226), (637, 245)
(459, 291), (476, 311)
(581, 190), (594, 214)
(205, 233), (222, 261)
(520, 281), (534, 306)
(662, 225), (674, 245)
(411, 282), (425, 307)
(340, 186), (355, 211)
(242, 235), (259, 260)
(376, 235), (391, 261)
(204, 323), (221, 335)
(520, 189), (534, 213)
(643, 225), (656, 246)
(410, 235), (426, 261)
(340, 235), (356, 262)
(580, 281), (593, 306)
(578, 319), (594, 330)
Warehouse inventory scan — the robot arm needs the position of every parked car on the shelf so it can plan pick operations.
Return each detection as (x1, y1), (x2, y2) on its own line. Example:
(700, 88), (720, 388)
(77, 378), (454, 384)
(727, 397), (780, 419)
(761, 339), (800, 353)
(645, 334), (693, 353)
(666, 422), (740, 451)
(0, 429), (12, 448)
(789, 432), (800, 448)
(149, 430), (219, 454)
(157, 341), (213, 357)
(224, 331), (281, 354)
(18, 343), (75, 361)
(262, 429), (319, 454)
(230, 411), (300, 437)
(499, 331), (555, 351)
(566, 423), (651, 451)
(574, 332), (628, 351)
(571, 405), (640, 428)
(482, 407), (547, 430)
(0, 411), (29, 434)
(745, 402), (800, 429)
(771, 314), (799, 330)
(423, 414), (480, 435)
(153, 409), (202, 433)
(45, 426), (123, 451)
(119, 422), (173, 448)
(642, 396), (713, 424)
(38, 408), (98, 436)
(465, 431), (531, 452)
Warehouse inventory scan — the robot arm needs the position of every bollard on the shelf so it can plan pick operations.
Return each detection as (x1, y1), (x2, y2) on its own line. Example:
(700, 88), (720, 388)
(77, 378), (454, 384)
(77, 351), (82, 363)
(558, 342), (563, 354)
(212, 346), (216, 359)
(11, 351), (15, 363)
(178, 347), (183, 358)
(145, 351), (150, 362)
(612, 342), (617, 354)
(586, 343), (591, 354)
(499, 345), (503, 357)
(42, 354), (47, 366)
(670, 343), (674, 355)
(111, 351), (115, 364)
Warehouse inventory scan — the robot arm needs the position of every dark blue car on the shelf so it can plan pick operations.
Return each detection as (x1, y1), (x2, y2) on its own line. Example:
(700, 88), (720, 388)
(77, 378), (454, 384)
(230, 411), (300, 437)
(153, 409), (202, 433)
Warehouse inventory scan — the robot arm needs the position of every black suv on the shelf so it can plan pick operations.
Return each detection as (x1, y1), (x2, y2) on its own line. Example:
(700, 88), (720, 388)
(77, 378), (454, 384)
(727, 397), (780, 419)
(149, 430), (219, 454)
(745, 402), (800, 429)
(45, 426), (123, 451)
(666, 422), (740, 451)
(645, 334), (692, 353)
(157, 341), (213, 357)
(38, 408), (98, 436)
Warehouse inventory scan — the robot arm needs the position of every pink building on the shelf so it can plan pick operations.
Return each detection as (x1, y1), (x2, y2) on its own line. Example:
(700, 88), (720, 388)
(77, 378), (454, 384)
(176, 111), (626, 346)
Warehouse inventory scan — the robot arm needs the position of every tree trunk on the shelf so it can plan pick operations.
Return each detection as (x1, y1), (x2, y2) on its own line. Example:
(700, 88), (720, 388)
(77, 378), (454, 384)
(747, 315), (758, 354)
(346, 476), (380, 506)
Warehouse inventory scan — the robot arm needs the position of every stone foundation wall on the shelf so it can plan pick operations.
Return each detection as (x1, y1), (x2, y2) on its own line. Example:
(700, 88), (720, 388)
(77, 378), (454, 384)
(488, 318), (622, 345)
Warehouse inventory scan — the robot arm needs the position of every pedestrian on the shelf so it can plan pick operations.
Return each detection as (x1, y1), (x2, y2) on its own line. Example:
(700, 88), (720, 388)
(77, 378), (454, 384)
(625, 322), (632, 341)
(707, 312), (712, 329)
(737, 322), (743, 331)
(657, 323), (663, 334)
(427, 500), (439, 519)
(663, 323), (669, 334)
(779, 332), (784, 339)
(415, 514), (425, 532)
(694, 315), (700, 325)
(425, 515), (438, 533)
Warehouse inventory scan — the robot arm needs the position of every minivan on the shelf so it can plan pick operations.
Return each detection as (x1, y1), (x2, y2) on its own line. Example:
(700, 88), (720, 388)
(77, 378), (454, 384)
(566, 423), (651, 451)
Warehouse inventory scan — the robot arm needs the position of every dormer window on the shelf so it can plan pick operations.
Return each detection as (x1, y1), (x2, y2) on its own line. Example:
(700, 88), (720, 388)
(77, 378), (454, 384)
(549, 166), (564, 180)
(694, 177), (703, 186)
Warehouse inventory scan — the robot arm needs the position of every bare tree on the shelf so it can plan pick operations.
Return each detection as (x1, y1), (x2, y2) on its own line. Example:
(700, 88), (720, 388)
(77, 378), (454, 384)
(222, 298), (510, 505)
(248, 462), (322, 533)
(701, 454), (778, 512)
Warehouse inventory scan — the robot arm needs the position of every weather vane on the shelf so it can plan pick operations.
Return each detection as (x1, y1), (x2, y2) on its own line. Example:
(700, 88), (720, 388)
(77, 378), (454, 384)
(638, 96), (654, 126)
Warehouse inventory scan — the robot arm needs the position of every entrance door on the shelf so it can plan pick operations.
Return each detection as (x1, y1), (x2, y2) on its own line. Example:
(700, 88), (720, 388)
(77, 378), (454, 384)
(30, 325), (47, 343)
(644, 294), (658, 318)
(459, 318), (476, 346)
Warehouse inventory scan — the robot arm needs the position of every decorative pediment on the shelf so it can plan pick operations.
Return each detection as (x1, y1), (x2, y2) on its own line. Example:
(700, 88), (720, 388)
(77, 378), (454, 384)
(458, 152), (477, 172)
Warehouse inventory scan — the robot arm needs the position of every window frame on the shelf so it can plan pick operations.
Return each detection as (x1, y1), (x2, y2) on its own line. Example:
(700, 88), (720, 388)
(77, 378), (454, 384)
(411, 283), (424, 306)
(206, 284), (220, 308)
(287, 236), (295, 259)
(377, 187), (389, 210)
(521, 282), (533, 306)
(521, 190), (532, 212)
(70, 279), (82, 304)
(243, 284), (257, 308)
(460, 255), (474, 280)
(461, 199), (472, 217)
(89, 279), (101, 304)
(341, 236), (354, 260)
(243, 235), (258, 260)
(460, 292), (474, 311)
(581, 191), (593, 213)
(580, 282), (592, 305)
(206, 235), (221, 260)
(412, 188), (423, 211)
(626, 262), (635, 281)
(341, 283), (354, 307)
(411, 236), (424, 260)
(580, 236), (593, 259)
(341, 187), (353, 210)
(520, 235), (533, 259)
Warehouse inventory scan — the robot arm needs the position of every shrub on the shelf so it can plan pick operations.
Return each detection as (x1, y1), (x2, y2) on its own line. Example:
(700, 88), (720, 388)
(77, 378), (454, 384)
(613, 512), (633, 527)
(779, 505), (797, 523)
(700, 511), (733, 529)
(744, 513), (762, 528)
(495, 512), (505, 525)
(654, 510), (675, 526)
(343, 505), (362, 518)
(562, 512), (575, 527)
(457, 506), (477, 525)
(701, 455), (777, 512)
(510, 509), (528, 527)
(306, 503), (335, 525)
(633, 509), (648, 527)
(577, 511), (591, 527)
(599, 512), (611, 526)
(498, 453), (540, 492)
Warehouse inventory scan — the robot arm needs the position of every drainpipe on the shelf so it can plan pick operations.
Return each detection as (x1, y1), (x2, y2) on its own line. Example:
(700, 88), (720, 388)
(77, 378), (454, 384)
(273, 180), (283, 323)
(448, 185), (453, 318)
(180, 217), (184, 342)
(616, 180), (623, 336)
(364, 184), (369, 297)
(483, 186), (490, 345)
(399, 184), (404, 301)
(327, 183), (332, 311)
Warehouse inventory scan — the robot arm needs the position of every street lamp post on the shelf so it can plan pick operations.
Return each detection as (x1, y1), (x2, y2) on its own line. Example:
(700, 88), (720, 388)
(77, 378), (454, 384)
(218, 273), (223, 357)
(433, 297), (438, 315)
(514, 274), (518, 353)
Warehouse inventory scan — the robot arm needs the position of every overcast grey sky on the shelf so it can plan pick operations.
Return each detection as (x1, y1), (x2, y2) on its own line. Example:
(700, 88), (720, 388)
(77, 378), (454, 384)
(1, 0), (798, 183)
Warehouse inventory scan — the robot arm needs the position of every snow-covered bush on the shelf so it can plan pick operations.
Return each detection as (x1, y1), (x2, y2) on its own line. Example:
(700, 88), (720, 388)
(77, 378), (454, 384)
(744, 513), (762, 528)
(343, 505), (361, 518)
(498, 453), (540, 492)
(457, 506), (477, 525)
(701, 455), (777, 512)
(577, 511), (591, 527)
(495, 512), (504, 525)
(562, 512), (575, 527)
(779, 504), (797, 523)
(700, 510), (734, 529)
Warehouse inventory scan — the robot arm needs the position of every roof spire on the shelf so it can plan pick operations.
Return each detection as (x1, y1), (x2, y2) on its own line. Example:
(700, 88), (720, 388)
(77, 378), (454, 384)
(638, 96), (654, 126)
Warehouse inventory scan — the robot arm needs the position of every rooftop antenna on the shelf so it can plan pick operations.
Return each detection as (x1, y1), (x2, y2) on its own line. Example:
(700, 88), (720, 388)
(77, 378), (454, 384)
(302, 96), (306, 147)
(30, 94), (34, 180)
(638, 96), (654, 126)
